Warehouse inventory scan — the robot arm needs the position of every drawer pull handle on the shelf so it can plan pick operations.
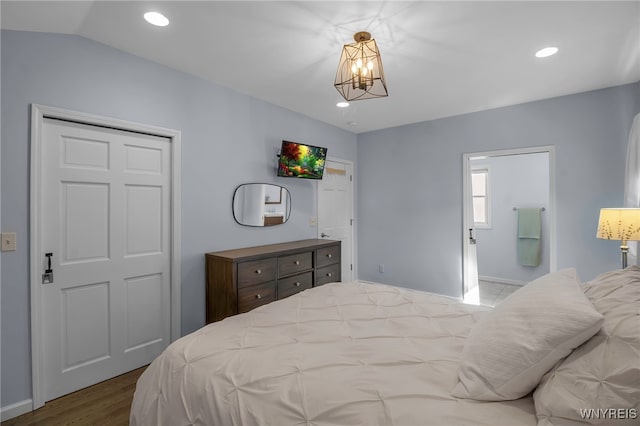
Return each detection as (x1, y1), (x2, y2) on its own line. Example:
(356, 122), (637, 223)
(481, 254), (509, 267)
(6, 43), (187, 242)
(327, 272), (333, 277)
(256, 269), (262, 274)
(295, 282), (301, 287)
(256, 294), (262, 300)
(294, 260), (300, 265)
(327, 254), (332, 258)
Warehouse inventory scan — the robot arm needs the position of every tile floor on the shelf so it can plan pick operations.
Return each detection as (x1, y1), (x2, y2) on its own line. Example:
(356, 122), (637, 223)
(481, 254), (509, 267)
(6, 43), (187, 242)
(478, 280), (522, 307)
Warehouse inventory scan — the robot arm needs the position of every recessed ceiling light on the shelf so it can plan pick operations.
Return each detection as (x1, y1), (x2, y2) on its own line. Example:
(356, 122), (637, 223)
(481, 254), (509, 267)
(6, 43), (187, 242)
(336, 101), (350, 108)
(144, 11), (169, 27)
(535, 46), (558, 58)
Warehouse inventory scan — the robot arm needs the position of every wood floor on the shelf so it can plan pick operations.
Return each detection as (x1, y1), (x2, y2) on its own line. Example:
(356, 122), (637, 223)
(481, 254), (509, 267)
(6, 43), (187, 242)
(2, 366), (146, 426)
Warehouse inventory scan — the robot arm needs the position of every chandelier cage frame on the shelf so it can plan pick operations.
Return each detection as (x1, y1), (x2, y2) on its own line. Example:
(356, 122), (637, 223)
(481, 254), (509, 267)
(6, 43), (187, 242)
(334, 32), (388, 101)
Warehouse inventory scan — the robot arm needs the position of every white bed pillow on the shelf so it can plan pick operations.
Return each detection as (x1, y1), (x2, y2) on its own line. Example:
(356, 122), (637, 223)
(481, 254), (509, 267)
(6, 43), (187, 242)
(534, 266), (640, 426)
(452, 268), (603, 401)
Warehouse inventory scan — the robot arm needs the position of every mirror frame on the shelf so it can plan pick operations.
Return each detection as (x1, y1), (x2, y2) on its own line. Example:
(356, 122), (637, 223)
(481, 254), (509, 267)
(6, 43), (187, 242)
(232, 183), (292, 227)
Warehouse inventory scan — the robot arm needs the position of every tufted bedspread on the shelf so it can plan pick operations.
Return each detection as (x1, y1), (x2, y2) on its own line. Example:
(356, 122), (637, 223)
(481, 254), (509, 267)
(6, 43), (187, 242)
(130, 281), (537, 426)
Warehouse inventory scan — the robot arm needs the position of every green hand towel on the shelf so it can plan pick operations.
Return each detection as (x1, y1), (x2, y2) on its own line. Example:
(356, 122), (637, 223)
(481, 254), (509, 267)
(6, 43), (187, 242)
(517, 208), (541, 266)
(518, 208), (541, 238)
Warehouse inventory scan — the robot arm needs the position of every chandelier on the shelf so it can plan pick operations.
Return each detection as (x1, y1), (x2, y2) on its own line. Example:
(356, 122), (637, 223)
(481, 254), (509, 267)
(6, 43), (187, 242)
(334, 31), (388, 101)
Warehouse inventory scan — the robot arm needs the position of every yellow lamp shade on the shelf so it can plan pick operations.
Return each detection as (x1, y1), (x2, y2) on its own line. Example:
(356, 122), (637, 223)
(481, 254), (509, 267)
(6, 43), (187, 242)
(596, 208), (640, 242)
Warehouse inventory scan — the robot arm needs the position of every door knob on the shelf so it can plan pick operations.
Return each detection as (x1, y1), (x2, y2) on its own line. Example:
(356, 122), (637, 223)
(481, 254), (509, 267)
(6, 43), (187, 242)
(469, 229), (477, 245)
(321, 232), (330, 238)
(42, 252), (54, 284)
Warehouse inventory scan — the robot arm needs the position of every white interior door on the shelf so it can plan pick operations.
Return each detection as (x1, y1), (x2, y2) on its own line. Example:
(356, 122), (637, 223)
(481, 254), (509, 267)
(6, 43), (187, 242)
(318, 159), (354, 281)
(40, 118), (171, 402)
(462, 153), (480, 303)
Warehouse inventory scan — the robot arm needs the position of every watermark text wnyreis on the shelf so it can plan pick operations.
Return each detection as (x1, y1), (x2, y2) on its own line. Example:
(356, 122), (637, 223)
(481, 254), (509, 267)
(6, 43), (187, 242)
(579, 408), (637, 420)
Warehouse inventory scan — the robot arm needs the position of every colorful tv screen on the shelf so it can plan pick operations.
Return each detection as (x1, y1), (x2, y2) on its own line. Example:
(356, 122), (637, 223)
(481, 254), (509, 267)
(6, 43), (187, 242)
(277, 140), (327, 179)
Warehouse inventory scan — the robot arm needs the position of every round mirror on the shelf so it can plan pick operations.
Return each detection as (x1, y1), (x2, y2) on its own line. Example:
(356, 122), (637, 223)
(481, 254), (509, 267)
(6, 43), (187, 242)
(232, 183), (291, 227)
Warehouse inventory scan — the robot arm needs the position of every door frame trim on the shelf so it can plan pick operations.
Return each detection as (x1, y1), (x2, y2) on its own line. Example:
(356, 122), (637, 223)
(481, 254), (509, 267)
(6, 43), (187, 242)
(29, 104), (182, 409)
(462, 145), (556, 297)
(317, 157), (356, 281)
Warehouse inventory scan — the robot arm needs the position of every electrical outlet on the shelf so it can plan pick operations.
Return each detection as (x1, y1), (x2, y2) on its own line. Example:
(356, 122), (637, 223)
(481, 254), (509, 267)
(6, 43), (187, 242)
(1, 232), (16, 251)
(309, 217), (318, 227)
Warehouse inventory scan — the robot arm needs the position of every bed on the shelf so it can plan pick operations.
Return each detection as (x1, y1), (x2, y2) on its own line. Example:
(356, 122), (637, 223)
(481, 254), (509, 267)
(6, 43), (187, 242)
(130, 267), (640, 426)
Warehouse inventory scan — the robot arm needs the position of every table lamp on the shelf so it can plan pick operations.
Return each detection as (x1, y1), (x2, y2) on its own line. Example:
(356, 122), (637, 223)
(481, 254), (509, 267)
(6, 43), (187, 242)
(596, 208), (640, 268)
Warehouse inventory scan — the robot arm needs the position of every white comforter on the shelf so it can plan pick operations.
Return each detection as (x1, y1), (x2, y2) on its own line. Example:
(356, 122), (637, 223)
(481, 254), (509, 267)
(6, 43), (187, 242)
(130, 281), (537, 426)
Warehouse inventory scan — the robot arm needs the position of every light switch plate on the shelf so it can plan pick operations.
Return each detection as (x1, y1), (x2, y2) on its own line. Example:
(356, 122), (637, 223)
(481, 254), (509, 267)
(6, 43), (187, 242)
(1, 232), (16, 251)
(309, 217), (318, 227)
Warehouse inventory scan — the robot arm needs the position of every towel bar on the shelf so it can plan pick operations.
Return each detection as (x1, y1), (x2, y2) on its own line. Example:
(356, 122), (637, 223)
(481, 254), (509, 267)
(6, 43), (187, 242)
(513, 207), (545, 211)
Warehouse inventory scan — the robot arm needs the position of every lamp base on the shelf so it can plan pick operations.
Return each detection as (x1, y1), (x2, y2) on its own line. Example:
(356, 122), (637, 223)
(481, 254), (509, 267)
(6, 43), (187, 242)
(621, 244), (629, 269)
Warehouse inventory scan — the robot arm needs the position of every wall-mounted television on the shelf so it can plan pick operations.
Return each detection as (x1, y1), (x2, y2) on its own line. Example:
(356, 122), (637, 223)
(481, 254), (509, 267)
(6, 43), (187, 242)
(277, 140), (327, 179)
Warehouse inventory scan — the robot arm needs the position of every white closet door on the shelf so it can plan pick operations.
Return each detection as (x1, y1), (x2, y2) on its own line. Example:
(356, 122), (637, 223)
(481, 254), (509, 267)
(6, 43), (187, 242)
(40, 118), (171, 401)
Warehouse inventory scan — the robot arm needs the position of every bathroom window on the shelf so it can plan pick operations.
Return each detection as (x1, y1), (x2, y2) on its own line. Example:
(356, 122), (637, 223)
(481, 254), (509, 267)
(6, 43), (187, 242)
(471, 168), (490, 228)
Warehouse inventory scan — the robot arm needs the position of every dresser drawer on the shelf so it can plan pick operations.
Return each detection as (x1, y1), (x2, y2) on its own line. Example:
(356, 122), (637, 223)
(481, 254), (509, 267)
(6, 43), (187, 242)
(238, 258), (276, 288)
(238, 281), (276, 313)
(317, 245), (340, 268)
(278, 251), (313, 276)
(278, 272), (313, 299)
(316, 263), (340, 286)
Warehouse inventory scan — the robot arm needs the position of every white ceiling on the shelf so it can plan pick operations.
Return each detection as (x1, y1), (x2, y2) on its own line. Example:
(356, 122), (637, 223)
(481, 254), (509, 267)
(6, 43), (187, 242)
(2, 1), (639, 133)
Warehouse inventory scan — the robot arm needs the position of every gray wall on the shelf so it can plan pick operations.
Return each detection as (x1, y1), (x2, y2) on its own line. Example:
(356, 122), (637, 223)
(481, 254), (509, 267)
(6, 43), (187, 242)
(2, 28), (639, 412)
(358, 82), (639, 296)
(0, 30), (357, 408)
(473, 153), (550, 284)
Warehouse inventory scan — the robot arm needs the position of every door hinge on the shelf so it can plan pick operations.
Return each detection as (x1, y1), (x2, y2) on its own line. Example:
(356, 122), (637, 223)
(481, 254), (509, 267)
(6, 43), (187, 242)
(350, 218), (354, 226)
(350, 175), (352, 182)
(350, 264), (353, 271)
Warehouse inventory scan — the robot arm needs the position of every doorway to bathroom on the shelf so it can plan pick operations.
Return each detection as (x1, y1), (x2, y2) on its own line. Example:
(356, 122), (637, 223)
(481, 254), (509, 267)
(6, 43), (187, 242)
(462, 146), (556, 305)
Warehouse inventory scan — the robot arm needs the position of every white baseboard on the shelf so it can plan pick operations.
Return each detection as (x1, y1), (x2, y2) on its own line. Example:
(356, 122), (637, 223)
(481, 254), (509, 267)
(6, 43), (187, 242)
(479, 275), (526, 286)
(1, 399), (32, 421)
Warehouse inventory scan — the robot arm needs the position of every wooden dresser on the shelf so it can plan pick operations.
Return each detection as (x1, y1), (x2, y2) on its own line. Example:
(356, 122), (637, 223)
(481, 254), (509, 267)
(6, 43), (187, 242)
(206, 239), (341, 323)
